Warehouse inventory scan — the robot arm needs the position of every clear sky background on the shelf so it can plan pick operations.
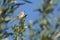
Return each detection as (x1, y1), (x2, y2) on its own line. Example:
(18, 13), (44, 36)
(7, 0), (60, 40)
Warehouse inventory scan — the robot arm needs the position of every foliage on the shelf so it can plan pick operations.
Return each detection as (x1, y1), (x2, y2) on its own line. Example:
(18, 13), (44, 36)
(0, 0), (60, 40)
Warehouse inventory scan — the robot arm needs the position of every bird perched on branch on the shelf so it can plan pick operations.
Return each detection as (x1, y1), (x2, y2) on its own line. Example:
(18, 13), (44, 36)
(10, 11), (27, 23)
(16, 11), (25, 19)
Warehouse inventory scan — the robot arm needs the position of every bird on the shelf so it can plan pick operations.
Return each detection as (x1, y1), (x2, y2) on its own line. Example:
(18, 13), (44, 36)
(16, 11), (25, 19)
(9, 11), (27, 23)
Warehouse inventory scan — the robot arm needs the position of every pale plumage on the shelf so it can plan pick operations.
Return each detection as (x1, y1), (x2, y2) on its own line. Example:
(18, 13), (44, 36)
(9, 11), (25, 23)
(16, 11), (25, 19)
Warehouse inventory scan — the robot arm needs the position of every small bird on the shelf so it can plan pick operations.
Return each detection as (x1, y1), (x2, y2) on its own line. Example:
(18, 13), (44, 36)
(10, 11), (26, 23)
(16, 11), (25, 19)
